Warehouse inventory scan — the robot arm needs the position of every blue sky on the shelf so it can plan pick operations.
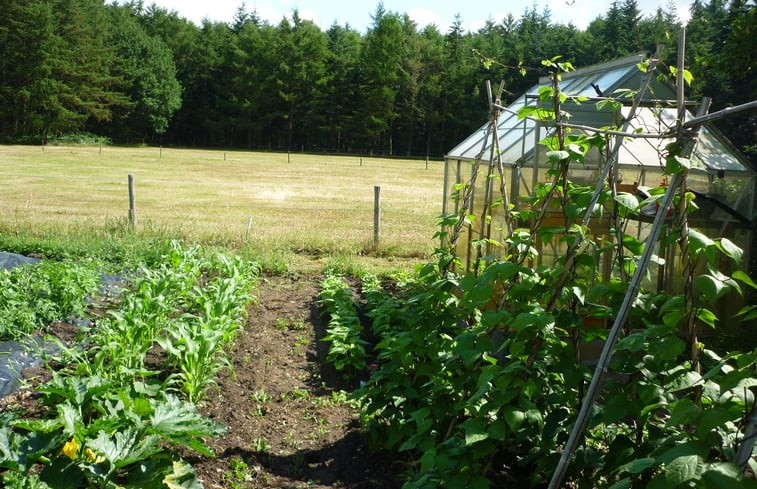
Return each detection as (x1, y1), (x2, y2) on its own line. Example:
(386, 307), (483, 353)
(135, 0), (692, 32)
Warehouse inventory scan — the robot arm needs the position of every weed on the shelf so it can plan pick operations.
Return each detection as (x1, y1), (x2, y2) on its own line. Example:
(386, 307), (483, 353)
(250, 438), (270, 453)
(288, 388), (310, 400)
(251, 390), (272, 404)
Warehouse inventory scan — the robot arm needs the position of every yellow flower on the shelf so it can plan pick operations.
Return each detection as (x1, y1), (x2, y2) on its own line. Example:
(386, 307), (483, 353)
(62, 438), (80, 460)
(85, 448), (98, 463)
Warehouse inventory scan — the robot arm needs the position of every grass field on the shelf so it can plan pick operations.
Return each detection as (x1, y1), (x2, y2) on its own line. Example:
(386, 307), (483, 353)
(0, 145), (445, 273)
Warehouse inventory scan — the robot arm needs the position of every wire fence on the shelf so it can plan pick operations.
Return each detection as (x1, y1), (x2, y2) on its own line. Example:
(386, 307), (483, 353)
(0, 150), (444, 253)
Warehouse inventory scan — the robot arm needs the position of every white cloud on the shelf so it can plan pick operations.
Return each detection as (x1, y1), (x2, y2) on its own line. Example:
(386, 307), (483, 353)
(407, 8), (443, 29)
(251, 3), (282, 25)
(298, 9), (322, 28)
(463, 11), (513, 33)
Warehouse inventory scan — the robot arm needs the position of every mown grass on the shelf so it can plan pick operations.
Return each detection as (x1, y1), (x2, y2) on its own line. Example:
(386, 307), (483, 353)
(0, 145), (444, 274)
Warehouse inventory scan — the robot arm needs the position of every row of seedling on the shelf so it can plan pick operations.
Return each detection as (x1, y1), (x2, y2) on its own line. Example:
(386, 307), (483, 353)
(317, 273), (367, 378)
(0, 240), (259, 488)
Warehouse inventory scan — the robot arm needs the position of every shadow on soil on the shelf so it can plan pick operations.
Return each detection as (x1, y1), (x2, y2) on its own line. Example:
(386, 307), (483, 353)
(220, 430), (404, 488)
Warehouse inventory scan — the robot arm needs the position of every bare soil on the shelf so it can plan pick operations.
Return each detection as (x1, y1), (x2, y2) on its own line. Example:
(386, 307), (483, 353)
(0, 275), (404, 489)
(191, 274), (404, 489)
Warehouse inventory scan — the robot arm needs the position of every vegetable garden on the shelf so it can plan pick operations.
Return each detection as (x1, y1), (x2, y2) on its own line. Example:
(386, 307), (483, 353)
(0, 241), (259, 487)
(1, 49), (756, 489)
(315, 55), (757, 488)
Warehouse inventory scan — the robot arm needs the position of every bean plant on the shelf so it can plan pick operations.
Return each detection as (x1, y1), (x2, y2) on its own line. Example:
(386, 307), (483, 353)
(341, 59), (757, 488)
(318, 273), (368, 378)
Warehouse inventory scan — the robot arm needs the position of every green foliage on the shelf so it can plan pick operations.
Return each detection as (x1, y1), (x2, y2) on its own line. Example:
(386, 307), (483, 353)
(342, 54), (757, 488)
(0, 1), (752, 156)
(0, 260), (101, 340)
(318, 273), (368, 377)
(0, 240), (259, 487)
(107, 5), (182, 139)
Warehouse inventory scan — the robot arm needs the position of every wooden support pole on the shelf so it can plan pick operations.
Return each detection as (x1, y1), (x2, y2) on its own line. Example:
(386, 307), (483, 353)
(374, 186), (381, 248)
(128, 174), (136, 230)
(245, 215), (253, 241)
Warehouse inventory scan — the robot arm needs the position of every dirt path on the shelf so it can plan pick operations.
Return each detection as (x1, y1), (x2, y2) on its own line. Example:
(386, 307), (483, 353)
(193, 275), (402, 489)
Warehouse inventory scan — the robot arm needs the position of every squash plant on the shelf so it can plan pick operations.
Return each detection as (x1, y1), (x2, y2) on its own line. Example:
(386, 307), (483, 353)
(0, 241), (259, 488)
(348, 58), (757, 488)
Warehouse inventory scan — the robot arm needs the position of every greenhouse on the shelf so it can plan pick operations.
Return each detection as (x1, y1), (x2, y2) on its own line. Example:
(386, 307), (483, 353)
(443, 54), (755, 295)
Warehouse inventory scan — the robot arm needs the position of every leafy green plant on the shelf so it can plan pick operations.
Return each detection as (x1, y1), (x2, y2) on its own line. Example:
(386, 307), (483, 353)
(318, 273), (368, 378)
(351, 58), (757, 489)
(224, 456), (254, 489)
(0, 374), (224, 488)
(157, 316), (232, 403)
(0, 240), (261, 488)
(0, 260), (101, 340)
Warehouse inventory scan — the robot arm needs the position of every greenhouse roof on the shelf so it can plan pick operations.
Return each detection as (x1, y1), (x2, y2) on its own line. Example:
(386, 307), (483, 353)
(446, 55), (753, 175)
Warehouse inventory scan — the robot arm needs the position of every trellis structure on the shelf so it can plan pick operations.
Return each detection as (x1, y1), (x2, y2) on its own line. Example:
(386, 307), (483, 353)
(441, 42), (757, 486)
(443, 53), (755, 294)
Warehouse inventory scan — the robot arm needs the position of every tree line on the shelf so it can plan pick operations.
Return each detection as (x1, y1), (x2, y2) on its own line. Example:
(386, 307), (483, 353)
(0, 0), (753, 158)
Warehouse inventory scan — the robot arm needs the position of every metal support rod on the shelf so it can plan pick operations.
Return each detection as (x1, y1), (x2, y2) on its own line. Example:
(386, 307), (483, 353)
(736, 403), (757, 470)
(547, 171), (683, 489)
(682, 100), (757, 129)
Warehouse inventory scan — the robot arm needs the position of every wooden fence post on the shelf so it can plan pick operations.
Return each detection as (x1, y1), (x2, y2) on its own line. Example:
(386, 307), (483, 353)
(374, 186), (381, 248)
(128, 174), (136, 230)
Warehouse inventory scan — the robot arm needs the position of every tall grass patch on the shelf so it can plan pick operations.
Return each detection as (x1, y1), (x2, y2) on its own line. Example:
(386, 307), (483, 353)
(0, 145), (443, 271)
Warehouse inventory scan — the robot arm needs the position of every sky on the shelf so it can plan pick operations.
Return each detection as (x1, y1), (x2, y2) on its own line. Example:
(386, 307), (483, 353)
(132, 0), (693, 32)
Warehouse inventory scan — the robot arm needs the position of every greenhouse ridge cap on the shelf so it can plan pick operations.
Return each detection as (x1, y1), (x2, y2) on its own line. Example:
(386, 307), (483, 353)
(537, 53), (644, 85)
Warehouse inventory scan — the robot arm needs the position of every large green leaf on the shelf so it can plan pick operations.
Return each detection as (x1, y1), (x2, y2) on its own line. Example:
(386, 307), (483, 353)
(665, 370), (702, 393)
(607, 478), (631, 489)
(733, 270), (757, 290)
(665, 399), (698, 427)
(87, 429), (163, 469)
(163, 460), (204, 489)
(664, 455), (702, 487)
(694, 274), (732, 302)
(615, 192), (640, 217)
(716, 238), (742, 263)
(503, 407), (526, 432)
(149, 395), (226, 447)
(655, 441), (707, 466)
(700, 462), (748, 489)
(696, 407), (740, 435)
(650, 336), (686, 361)
(602, 392), (630, 425)
(57, 404), (82, 438)
(38, 455), (85, 489)
(688, 229), (716, 263)
(460, 418), (488, 446)
(618, 457), (655, 474)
